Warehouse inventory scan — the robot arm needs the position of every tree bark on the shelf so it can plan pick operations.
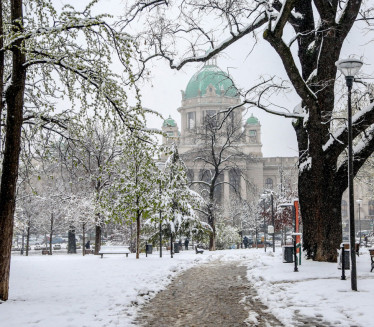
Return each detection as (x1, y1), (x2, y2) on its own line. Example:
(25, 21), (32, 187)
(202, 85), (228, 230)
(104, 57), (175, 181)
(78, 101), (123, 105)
(26, 224), (30, 256)
(94, 217), (101, 255)
(49, 214), (54, 255)
(0, 0), (26, 301)
(82, 223), (86, 256)
(136, 210), (140, 259)
(68, 226), (77, 254)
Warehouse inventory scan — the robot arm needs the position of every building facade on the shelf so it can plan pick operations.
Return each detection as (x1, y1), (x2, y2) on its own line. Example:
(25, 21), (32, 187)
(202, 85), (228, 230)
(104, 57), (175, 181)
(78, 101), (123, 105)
(162, 61), (298, 208)
(161, 61), (373, 234)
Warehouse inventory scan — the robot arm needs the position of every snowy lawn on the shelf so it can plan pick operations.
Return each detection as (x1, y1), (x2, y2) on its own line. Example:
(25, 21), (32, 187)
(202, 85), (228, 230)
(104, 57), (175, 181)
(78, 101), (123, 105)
(0, 248), (373, 327)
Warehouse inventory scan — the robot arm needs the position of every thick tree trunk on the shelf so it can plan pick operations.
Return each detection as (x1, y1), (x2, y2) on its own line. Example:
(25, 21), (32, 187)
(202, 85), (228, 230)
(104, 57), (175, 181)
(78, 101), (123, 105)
(0, 0), (26, 301)
(299, 159), (343, 262)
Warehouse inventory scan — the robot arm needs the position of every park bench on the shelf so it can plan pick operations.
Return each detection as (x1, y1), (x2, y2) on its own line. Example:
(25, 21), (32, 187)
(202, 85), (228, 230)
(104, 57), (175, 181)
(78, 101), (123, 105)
(369, 249), (374, 272)
(99, 246), (130, 258)
(195, 245), (204, 254)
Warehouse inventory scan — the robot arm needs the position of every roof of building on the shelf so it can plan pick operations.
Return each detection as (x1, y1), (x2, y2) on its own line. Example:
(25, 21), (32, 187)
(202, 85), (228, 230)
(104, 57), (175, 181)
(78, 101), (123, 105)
(184, 64), (238, 99)
(163, 116), (177, 127)
(246, 114), (260, 125)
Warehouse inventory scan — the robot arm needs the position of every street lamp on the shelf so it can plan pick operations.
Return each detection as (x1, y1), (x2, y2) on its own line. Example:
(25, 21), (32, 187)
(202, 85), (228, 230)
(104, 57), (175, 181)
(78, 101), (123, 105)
(356, 199), (362, 245)
(156, 161), (166, 258)
(262, 198), (267, 252)
(335, 58), (363, 292)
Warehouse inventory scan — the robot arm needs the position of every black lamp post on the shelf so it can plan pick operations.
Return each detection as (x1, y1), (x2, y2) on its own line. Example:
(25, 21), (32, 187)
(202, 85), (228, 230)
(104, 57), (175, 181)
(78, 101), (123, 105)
(335, 58), (363, 292)
(263, 199), (267, 252)
(271, 194), (275, 252)
(156, 161), (166, 258)
(357, 199), (362, 246)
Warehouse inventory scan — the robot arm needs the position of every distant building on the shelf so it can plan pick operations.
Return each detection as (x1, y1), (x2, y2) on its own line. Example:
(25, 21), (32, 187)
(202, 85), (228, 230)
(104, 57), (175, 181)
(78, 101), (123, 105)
(161, 61), (373, 234)
(161, 60), (298, 208)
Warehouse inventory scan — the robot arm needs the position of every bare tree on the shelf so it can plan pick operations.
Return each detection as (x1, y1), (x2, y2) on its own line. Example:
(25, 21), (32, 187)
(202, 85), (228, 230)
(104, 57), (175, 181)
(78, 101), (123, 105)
(184, 110), (256, 250)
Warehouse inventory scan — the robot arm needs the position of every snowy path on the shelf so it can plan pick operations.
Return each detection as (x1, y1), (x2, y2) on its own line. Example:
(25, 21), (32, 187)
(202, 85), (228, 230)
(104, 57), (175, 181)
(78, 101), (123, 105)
(134, 260), (283, 326)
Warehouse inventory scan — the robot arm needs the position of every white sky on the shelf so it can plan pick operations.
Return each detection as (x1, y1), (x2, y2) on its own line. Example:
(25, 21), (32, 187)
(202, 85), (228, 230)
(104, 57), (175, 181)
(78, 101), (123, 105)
(55, 0), (374, 158)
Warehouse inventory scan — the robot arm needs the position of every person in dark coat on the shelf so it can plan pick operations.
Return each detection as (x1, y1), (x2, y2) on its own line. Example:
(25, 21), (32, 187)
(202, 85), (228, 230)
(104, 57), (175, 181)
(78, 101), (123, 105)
(85, 240), (90, 249)
(184, 238), (189, 250)
(243, 236), (249, 249)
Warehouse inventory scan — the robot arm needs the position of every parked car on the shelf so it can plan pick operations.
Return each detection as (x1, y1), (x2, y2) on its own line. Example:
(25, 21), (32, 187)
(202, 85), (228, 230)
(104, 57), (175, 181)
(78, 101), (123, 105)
(34, 244), (42, 250)
(53, 244), (61, 250)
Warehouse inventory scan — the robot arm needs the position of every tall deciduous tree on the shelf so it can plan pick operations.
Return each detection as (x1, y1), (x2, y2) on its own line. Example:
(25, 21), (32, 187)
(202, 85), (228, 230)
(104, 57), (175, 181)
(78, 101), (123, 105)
(130, 0), (374, 261)
(102, 130), (159, 259)
(0, 0), (145, 300)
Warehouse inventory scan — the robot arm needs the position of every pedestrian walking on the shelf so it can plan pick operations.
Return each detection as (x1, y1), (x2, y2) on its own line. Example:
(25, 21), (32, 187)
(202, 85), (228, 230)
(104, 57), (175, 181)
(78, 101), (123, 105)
(184, 238), (189, 250)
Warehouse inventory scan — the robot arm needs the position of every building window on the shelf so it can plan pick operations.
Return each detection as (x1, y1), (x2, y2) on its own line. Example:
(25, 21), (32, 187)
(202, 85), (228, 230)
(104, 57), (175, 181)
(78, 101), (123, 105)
(167, 131), (174, 137)
(265, 178), (273, 189)
(187, 112), (195, 130)
(369, 200), (374, 216)
(229, 168), (241, 196)
(204, 110), (217, 126)
(249, 130), (257, 143)
(341, 200), (347, 217)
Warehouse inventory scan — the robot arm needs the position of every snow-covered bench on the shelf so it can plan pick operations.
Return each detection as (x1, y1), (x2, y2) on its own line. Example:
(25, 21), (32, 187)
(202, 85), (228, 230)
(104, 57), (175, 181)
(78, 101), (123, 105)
(99, 246), (130, 258)
(195, 245), (204, 254)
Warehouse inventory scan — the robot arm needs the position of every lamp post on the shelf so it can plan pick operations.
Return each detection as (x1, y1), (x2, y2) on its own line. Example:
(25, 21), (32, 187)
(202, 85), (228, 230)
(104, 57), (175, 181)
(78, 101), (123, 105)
(356, 199), (362, 245)
(156, 161), (165, 258)
(335, 58), (363, 292)
(271, 194), (275, 252)
(263, 199), (267, 252)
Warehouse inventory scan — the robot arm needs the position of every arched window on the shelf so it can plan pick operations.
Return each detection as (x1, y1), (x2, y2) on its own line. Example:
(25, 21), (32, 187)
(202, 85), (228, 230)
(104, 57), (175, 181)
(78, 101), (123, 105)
(369, 200), (374, 216)
(341, 200), (347, 217)
(229, 168), (241, 196)
(265, 178), (273, 189)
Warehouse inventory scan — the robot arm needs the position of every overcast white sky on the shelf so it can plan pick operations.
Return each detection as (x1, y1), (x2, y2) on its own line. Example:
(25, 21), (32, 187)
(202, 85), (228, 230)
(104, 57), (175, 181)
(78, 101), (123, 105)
(57, 0), (374, 158)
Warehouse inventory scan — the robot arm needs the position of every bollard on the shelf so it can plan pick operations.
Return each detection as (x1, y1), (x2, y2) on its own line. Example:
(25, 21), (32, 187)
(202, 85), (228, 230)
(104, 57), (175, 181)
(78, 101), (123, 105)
(341, 244), (346, 280)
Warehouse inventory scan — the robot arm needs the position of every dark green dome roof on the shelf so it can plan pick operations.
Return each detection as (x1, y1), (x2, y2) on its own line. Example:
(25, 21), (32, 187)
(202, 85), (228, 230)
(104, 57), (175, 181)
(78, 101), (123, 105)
(163, 116), (177, 127)
(246, 114), (259, 125)
(184, 65), (238, 99)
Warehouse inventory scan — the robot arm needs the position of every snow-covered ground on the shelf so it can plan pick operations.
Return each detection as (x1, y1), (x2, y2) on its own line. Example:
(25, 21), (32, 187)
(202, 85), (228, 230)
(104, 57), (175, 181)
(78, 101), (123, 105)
(1, 248), (373, 327)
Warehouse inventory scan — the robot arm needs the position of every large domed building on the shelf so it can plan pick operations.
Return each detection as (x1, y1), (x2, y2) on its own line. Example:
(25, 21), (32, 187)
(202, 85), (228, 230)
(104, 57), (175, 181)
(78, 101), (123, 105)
(162, 60), (298, 207)
(161, 61), (374, 234)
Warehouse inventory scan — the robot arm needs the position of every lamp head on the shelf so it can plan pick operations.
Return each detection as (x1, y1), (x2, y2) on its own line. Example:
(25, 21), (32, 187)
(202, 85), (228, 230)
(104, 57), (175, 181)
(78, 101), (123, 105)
(335, 59), (363, 77)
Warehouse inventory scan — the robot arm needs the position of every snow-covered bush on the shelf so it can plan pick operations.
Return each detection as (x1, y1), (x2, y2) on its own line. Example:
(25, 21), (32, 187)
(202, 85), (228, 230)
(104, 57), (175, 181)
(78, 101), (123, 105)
(216, 224), (241, 250)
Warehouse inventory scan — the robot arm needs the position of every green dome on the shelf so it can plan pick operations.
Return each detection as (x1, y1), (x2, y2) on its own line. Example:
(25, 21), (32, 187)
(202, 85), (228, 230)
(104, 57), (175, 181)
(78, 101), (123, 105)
(163, 116), (177, 127)
(184, 65), (238, 99)
(246, 114), (259, 125)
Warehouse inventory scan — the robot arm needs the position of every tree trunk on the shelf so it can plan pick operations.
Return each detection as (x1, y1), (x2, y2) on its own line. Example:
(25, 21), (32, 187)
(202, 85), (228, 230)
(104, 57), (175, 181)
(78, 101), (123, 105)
(94, 216), (101, 255)
(26, 225), (30, 256)
(68, 226), (77, 254)
(299, 162), (343, 262)
(0, 0), (27, 301)
(136, 210), (140, 259)
(170, 234), (174, 258)
(49, 213), (54, 255)
(82, 223), (86, 256)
